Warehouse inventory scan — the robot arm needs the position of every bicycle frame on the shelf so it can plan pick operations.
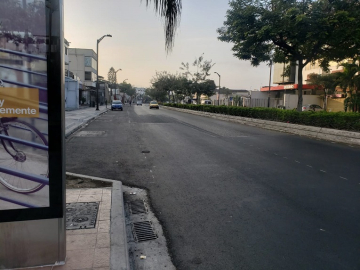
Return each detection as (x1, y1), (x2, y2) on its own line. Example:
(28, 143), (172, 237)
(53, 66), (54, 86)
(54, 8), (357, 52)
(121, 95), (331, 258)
(0, 47), (49, 208)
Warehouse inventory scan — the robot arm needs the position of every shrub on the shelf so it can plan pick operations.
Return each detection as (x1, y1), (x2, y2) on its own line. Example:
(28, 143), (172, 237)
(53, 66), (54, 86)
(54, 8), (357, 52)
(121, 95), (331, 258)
(162, 103), (360, 131)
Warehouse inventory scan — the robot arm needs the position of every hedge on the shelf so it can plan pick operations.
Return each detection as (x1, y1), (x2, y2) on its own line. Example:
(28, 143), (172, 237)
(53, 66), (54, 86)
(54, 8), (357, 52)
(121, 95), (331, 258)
(163, 103), (360, 132)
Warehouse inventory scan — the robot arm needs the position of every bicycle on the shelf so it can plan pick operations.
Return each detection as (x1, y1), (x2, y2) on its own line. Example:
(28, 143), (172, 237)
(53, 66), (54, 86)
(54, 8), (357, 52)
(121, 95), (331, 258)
(0, 118), (48, 193)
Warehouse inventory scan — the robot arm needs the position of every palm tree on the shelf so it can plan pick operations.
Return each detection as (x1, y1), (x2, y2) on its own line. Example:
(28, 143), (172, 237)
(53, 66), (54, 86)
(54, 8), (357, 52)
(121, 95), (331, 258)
(145, 0), (182, 51)
(337, 59), (360, 112)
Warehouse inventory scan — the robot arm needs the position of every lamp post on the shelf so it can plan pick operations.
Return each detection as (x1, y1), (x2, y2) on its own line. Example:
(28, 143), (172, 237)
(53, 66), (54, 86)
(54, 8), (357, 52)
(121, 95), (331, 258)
(113, 68), (122, 99)
(268, 60), (272, 108)
(214, 72), (221, 105)
(96, 34), (112, 110)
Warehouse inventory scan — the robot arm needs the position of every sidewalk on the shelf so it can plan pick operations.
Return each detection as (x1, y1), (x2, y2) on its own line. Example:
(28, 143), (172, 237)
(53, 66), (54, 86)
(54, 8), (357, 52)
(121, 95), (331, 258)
(65, 105), (109, 138)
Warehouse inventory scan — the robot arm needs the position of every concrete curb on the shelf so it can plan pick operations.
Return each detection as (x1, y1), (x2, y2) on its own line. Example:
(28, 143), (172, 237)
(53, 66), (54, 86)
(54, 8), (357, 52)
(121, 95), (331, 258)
(162, 106), (360, 146)
(65, 172), (130, 270)
(65, 108), (110, 139)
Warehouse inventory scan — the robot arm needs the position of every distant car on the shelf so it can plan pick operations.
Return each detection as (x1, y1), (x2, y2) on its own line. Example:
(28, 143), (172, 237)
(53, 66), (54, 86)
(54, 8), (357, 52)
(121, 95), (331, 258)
(137, 100), (142, 106)
(302, 104), (322, 112)
(111, 100), (123, 111)
(277, 105), (286, 110)
(149, 101), (159, 109)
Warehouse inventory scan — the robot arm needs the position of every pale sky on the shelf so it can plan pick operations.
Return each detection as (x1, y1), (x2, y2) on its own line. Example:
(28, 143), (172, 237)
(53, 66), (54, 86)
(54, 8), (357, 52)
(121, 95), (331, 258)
(64, 0), (270, 90)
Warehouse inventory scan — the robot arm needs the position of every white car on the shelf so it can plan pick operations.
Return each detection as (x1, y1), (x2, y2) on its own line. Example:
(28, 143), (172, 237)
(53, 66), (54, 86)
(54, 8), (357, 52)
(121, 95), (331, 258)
(302, 104), (323, 111)
(136, 100), (142, 106)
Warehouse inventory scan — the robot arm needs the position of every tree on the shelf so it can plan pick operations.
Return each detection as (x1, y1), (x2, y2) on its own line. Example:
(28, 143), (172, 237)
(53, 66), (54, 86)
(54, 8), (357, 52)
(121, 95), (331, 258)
(336, 59), (360, 112)
(307, 73), (338, 111)
(180, 54), (216, 103)
(145, 87), (167, 102)
(151, 71), (181, 102)
(144, 0), (182, 51)
(218, 0), (360, 111)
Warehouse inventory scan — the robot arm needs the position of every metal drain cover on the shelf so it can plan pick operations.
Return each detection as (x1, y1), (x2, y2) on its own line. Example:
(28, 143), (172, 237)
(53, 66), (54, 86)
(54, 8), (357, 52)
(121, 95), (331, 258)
(132, 221), (158, 242)
(75, 131), (106, 137)
(129, 200), (147, 215)
(66, 202), (99, 230)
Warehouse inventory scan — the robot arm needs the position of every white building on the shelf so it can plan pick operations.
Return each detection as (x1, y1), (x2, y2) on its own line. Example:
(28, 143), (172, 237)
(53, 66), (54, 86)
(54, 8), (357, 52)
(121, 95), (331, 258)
(68, 48), (99, 106)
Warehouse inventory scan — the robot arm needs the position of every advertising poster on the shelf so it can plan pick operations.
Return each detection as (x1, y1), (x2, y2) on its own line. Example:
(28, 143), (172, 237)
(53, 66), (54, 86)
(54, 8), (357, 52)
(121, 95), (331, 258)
(0, 0), (49, 210)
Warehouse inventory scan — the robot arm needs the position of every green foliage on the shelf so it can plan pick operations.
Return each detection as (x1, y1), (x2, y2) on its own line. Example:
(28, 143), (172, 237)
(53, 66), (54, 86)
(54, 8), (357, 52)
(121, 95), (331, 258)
(145, 87), (167, 102)
(217, 0), (360, 111)
(180, 54), (216, 103)
(163, 104), (360, 131)
(344, 93), (360, 112)
(107, 67), (117, 86)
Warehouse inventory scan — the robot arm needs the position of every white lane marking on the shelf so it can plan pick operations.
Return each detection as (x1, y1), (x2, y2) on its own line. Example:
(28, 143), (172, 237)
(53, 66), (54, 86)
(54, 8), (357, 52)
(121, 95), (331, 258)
(320, 170), (326, 173)
(307, 165), (312, 168)
(150, 170), (152, 173)
(274, 153), (278, 156)
(295, 160), (300, 163)
(128, 120), (131, 123)
(320, 229), (326, 232)
(152, 175), (154, 179)
(339, 176), (348, 180)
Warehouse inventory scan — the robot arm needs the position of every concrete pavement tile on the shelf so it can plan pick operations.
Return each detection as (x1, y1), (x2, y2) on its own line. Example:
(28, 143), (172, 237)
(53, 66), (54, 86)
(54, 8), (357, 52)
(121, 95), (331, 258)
(56, 249), (95, 269)
(66, 227), (98, 235)
(66, 194), (80, 203)
(102, 188), (111, 194)
(80, 188), (103, 195)
(98, 209), (110, 221)
(92, 248), (110, 268)
(66, 189), (81, 196)
(78, 194), (102, 202)
(100, 194), (111, 203)
(98, 220), (110, 233)
(99, 201), (111, 210)
(67, 234), (97, 250)
(96, 233), (110, 248)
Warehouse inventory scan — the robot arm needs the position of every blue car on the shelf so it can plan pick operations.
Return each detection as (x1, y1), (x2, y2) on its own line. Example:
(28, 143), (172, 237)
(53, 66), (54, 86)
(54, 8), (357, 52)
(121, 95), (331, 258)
(111, 100), (123, 111)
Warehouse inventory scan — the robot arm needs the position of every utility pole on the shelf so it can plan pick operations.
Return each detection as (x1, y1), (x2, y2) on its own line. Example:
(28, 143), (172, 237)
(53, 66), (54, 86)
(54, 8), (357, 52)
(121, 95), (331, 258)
(214, 72), (221, 105)
(96, 34), (112, 110)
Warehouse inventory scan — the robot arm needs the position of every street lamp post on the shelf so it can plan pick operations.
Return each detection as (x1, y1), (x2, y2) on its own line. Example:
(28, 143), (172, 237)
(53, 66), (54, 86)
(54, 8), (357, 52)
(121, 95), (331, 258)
(268, 60), (272, 108)
(96, 34), (112, 110)
(214, 72), (221, 105)
(113, 68), (122, 100)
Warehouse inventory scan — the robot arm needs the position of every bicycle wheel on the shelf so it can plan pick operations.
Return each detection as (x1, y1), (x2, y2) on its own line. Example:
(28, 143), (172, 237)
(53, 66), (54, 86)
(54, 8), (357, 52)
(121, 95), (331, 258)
(0, 120), (48, 193)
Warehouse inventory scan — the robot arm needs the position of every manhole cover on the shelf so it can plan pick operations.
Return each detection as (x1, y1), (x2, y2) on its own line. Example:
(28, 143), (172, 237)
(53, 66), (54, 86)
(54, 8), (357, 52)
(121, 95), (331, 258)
(66, 202), (99, 230)
(141, 150), (150, 153)
(132, 221), (158, 242)
(75, 131), (106, 137)
(129, 200), (147, 215)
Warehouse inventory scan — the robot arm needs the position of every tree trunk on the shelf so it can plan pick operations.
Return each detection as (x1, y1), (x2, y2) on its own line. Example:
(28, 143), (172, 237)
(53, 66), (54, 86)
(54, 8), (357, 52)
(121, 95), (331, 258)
(297, 59), (304, 112)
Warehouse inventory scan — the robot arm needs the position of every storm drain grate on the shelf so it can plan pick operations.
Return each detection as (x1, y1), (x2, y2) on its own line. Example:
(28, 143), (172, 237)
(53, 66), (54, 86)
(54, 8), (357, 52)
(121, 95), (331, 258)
(132, 221), (158, 242)
(66, 202), (99, 230)
(129, 200), (148, 215)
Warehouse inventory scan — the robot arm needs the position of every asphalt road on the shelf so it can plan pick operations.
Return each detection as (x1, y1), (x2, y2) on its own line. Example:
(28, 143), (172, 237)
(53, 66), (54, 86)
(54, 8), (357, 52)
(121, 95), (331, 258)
(66, 104), (360, 270)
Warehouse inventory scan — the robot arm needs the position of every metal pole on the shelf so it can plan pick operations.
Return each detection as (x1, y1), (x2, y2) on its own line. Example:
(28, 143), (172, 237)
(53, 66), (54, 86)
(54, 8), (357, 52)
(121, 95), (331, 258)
(96, 40), (99, 110)
(214, 72), (221, 105)
(268, 60), (272, 108)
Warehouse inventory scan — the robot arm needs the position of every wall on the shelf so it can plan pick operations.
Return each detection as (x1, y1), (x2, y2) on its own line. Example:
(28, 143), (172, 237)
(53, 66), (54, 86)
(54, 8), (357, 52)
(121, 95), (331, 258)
(65, 79), (79, 110)
(327, 98), (345, 112)
(284, 94), (322, 109)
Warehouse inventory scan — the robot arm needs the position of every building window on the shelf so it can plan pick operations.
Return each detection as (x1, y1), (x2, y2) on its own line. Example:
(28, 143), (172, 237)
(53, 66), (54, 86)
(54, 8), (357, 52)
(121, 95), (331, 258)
(85, 71), (92, 81)
(85, 56), (97, 69)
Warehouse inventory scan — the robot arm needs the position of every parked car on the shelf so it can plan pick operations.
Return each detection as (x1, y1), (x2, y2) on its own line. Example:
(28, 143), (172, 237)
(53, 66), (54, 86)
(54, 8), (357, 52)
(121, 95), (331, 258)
(277, 105), (286, 110)
(137, 100), (142, 106)
(111, 100), (123, 111)
(149, 101), (159, 109)
(302, 104), (323, 112)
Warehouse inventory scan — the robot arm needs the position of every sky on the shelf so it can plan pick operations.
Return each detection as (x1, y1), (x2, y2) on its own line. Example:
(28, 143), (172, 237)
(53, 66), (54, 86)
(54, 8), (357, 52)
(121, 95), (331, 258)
(64, 0), (270, 90)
